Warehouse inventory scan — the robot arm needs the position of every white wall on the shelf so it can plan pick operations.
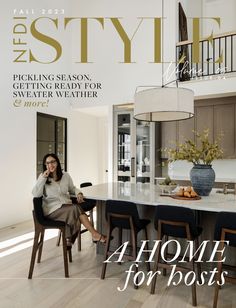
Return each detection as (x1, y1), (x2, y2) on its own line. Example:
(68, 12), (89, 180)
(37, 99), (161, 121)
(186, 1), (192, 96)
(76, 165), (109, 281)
(0, 0), (107, 228)
(0, 0), (70, 228)
(69, 0), (173, 107)
(181, 76), (236, 98)
(67, 111), (106, 188)
(97, 117), (109, 183)
(179, 0), (236, 39)
(202, 0), (236, 35)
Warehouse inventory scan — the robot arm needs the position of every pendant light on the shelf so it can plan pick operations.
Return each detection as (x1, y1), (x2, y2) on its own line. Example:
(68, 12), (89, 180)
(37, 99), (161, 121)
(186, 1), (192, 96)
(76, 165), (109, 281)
(134, 0), (194, 122)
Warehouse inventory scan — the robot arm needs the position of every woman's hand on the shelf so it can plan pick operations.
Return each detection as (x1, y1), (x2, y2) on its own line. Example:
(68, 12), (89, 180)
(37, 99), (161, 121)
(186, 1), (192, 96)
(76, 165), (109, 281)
(42, 169), (50, 178)
(77, 192), (84, 203)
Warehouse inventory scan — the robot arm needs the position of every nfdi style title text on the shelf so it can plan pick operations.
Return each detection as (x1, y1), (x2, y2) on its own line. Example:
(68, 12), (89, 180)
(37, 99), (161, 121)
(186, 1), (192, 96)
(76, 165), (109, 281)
(12, 15), (222, 64)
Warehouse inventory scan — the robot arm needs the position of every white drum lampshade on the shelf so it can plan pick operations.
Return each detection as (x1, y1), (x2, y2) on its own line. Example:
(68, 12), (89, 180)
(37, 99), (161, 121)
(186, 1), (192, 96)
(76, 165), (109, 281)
(134, 87), (194, 122)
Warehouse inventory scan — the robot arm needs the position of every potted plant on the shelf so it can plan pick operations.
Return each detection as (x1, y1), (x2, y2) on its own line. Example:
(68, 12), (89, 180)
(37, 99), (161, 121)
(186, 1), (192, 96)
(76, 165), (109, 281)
(167, 129), (223, 196)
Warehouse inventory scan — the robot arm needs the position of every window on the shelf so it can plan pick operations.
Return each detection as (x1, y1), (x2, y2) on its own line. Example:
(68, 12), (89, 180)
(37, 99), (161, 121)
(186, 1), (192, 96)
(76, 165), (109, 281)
(36, 113), (67, 177)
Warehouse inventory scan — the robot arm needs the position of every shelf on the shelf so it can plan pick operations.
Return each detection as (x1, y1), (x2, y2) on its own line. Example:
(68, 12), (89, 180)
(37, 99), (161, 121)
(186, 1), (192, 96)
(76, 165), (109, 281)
(118, 144), (131, 146)
(118, 171), (131, 176)
(137, 172), (150, 177)
(137, 175), (150, 178)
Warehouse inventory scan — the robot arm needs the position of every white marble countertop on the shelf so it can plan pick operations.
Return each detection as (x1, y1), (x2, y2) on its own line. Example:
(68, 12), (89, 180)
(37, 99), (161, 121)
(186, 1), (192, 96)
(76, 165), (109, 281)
(81, 182), (236, 213)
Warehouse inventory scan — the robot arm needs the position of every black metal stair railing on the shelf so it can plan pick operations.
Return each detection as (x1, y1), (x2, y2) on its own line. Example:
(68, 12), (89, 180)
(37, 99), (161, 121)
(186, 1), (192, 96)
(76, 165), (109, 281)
(176, 32), (236, 81)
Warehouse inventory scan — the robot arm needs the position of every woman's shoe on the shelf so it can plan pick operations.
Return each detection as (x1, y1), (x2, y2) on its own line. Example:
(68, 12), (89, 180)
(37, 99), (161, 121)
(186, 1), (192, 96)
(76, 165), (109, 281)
(92, 234), (113, 244)
(92, 234), (107, 244)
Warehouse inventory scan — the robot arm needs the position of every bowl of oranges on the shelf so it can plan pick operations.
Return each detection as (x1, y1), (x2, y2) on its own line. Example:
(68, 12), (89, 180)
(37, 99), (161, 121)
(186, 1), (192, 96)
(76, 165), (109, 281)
(173, 186), (200, 200)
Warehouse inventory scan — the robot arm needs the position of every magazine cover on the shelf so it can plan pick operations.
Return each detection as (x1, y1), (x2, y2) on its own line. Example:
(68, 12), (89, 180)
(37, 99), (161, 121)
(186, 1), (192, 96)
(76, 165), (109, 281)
(1, 0), (236, 307)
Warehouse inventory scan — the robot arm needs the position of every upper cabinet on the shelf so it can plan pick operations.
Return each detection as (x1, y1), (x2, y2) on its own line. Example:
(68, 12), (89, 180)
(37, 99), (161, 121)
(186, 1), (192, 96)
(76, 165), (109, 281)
(161, 121), (178, 158)
(160, 96), (236, 160)
(195, 105), (214, 146)
(213, 102), (235, 158)
(161, 117), (194, 158)
(178, 117), (195, 144)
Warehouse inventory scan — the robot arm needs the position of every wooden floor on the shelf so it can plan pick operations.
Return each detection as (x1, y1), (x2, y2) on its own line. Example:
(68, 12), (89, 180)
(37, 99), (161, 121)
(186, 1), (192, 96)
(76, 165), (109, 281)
(0, 221), (235, 308)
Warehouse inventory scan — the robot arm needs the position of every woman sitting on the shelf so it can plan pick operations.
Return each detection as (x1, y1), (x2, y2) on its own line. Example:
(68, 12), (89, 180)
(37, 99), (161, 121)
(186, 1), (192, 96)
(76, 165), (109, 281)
(32, 153), (106, 247)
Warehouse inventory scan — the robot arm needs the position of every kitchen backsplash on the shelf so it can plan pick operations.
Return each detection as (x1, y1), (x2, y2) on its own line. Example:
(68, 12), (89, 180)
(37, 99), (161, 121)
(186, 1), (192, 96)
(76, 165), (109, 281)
(168, 159), (236, 182)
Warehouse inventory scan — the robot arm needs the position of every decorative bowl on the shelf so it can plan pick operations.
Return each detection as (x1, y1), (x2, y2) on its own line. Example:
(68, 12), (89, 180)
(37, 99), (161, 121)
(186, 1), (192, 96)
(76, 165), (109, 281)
(158, 184), (177, 194)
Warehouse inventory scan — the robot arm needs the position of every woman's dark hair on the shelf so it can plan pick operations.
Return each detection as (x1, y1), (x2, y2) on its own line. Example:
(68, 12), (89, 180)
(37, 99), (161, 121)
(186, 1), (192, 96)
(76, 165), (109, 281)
(42, 153), (63, 183)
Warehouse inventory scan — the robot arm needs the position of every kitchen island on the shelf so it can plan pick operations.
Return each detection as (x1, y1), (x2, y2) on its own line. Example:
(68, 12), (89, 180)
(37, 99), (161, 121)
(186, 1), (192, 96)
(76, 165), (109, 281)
(81, 182), (236, 259)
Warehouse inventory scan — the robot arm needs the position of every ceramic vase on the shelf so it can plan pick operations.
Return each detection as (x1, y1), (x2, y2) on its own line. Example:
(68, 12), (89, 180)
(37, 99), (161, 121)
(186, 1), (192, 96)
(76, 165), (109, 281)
(190, 164), (215, 196)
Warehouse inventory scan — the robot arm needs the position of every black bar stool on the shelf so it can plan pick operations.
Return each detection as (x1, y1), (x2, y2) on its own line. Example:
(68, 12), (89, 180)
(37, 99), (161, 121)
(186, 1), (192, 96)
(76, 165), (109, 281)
(101, 199), (151, 288)
(150, 205), (202, 307)
(28, 197), (72, 279)
(213, 211), (236, 308)
(57, 182), (96, 251)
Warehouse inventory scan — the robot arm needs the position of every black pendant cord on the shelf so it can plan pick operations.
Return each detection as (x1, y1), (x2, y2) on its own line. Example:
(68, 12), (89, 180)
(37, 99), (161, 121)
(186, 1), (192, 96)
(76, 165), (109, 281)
(161, 0), (164, 87)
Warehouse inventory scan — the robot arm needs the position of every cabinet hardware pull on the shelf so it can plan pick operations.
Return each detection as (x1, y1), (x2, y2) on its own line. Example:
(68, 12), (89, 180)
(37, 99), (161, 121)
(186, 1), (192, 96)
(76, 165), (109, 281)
(131, 157), (135, 177)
